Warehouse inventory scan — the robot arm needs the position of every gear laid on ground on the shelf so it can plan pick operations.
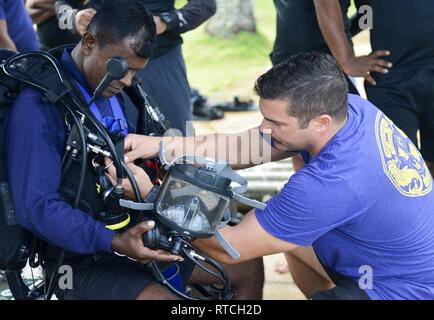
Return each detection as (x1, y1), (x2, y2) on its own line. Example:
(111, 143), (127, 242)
(191, 89), (225, 120)
(219, 96), (258, 112)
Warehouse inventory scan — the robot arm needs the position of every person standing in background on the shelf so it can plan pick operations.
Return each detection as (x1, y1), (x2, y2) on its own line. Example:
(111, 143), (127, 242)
(271, 0), (358, 88)
(305, 0), (434, 177)
(54, 0), (217, 135)
(364, 0), (434, 178)
(0, 0), (39, 52)
(26, 0), (80, 50)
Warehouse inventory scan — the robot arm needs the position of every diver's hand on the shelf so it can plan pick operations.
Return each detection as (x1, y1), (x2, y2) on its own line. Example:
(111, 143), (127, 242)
(112, 221), (184, 263)
(74, 8), (96, 35)
(124, 134), (162, 163)
(104, 159), (153, 200)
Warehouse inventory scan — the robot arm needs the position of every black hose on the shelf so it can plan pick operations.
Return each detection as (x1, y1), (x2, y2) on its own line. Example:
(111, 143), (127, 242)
(146, 242), (231, 300)
(45, 106), (87, 300)
(148, 261), (203, 300)
(201, 254), (233, 300)
(181, 242), (231, 291)
(61, 149), (71, 167)
(181, 246), (225, 285)
(202, 254), (230, 289)
(64, 105), (87, 208)
(120, 161), (143, 225)
(121, 161), (141, 202)
(180, 239), (232, 300)
(68, 94), (124, 185)
(61, 156), (74, 177)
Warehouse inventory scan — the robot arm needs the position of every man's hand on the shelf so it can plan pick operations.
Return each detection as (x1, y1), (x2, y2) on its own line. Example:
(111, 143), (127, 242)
(112, 221), (184, 263)
(124, 134), (162, 163)
(74, 8), (96, 35)
(341, 50), (392, 85)
(153, 15), (168, 35)
(104, 159), (153, 200)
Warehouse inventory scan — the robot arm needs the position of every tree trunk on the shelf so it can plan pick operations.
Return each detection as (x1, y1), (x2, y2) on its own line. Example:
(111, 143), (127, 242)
(205, 0), (256, 38)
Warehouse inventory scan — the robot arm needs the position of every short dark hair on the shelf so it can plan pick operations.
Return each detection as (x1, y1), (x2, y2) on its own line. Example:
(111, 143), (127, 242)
(86, 0), (156, 59)
(254, 52), (348, 128)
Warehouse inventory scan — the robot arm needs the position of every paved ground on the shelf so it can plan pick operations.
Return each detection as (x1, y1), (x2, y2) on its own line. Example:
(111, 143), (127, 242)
(262, 254), (306, 300)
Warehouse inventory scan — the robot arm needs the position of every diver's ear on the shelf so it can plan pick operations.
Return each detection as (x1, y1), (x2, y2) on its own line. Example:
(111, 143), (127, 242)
(81, 31), (98, 56)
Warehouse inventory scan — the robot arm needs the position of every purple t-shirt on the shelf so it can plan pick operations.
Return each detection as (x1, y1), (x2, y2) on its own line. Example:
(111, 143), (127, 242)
(256, 94), (434, 300)
(0, 0), (38, 52)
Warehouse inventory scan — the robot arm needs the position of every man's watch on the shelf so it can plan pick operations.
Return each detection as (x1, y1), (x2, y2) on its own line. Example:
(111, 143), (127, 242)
(158, 12), (179, 32)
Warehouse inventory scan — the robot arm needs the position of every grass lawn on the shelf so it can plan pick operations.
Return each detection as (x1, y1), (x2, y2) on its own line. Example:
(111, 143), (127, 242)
(179, 0), (276, 97)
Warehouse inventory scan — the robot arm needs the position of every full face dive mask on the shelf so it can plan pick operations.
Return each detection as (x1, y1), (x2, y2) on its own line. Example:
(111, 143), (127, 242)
(156, 143), (267, 259)
(120, 142), (267, 259)
(155, 160), (232, 238)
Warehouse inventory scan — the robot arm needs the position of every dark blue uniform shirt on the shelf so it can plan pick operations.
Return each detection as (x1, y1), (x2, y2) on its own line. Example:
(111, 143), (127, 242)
(5, 48), (131, 254)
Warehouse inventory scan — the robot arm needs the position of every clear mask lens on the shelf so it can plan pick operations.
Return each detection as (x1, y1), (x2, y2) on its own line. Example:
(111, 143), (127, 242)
(155, 176), (229, 236)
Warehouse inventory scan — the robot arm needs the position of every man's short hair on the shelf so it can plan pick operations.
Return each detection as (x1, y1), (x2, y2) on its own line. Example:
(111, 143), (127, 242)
(254, 52), (348, 128)
(86, 0), (156, 59)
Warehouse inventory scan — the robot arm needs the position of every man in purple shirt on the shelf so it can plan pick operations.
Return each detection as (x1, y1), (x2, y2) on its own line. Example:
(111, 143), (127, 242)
(123, 52), (434, 299)
(0, 0), (39, 52)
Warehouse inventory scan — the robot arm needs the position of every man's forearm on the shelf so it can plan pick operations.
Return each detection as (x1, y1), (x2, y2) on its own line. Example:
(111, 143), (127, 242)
(160, 128), (279, 170)
(175, 0), (216, 33)
(313, 0), (354, 66)
(26, 0), (56, 24)
(127, 129), (291, 168)
(0, 23), (17, 51)
(158, 133), (245, 169)
(27, 8), (55, 25)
